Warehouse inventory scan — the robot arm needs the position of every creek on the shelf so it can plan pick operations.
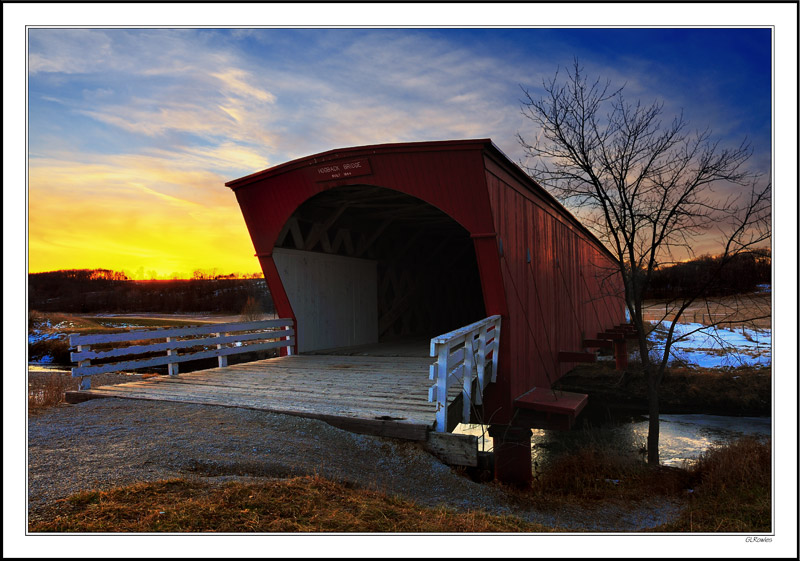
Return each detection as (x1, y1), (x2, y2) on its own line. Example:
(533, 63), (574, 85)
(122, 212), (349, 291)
(455, 413), (771, 471)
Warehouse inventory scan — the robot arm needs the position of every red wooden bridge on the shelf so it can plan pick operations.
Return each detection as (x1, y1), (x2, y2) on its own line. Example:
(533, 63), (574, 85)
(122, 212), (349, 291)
(69, 139), (634, 485)
(226, 139), (630, 484)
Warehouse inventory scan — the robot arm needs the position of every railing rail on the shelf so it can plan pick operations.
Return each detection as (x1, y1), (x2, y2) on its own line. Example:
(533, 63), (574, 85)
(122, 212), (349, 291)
(428, 315), (501, 432)
(69, 318), (295, 390)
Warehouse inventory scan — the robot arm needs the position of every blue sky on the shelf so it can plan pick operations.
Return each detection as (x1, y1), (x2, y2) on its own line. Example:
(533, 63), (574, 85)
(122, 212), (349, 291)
(24, 25), (775, 277)
(28, 27), (772, 166)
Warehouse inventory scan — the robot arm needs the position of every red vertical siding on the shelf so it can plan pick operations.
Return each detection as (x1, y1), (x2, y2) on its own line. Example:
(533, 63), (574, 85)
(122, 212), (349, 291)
(227, 139), (624, 426)
(483, 153), (625, 408)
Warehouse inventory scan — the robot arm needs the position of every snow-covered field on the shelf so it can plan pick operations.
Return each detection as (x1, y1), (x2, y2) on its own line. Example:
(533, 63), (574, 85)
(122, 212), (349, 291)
(648, 321), (771, 368)
(29, 312), (772, 370)
(28, 320), (68, 364)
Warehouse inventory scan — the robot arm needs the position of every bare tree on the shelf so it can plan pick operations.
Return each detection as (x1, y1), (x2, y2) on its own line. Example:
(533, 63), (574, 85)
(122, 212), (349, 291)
(518, 60), (771, 465)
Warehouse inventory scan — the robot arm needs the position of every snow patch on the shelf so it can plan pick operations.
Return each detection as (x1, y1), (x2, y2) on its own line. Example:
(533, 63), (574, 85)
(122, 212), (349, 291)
(649, 321), (771, 368)
(28, 331), (66, 345)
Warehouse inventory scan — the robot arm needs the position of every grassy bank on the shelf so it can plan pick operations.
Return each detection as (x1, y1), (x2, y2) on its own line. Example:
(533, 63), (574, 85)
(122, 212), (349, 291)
(27, 312), (278, 412)
(27, 312), (204, 412)
(29, 436), (770, 533)
(29, 475), (545, 533)
(27, 311), (220, 366)
(658, 436), (771, 532)
(555, 361), (771, 417)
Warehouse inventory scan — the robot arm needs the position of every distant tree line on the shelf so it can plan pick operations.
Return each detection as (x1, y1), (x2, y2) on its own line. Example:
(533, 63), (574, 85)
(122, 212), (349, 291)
(644, 250), (771, 299)
(28, 269), (273, 314)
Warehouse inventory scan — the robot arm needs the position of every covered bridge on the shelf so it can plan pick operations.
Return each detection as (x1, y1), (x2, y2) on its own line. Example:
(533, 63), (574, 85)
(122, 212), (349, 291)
(227, 139), (628, 484)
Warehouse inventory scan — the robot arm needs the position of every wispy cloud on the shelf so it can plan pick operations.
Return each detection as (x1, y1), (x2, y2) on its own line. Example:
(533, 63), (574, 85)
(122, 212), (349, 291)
(27, 27), (772, 276)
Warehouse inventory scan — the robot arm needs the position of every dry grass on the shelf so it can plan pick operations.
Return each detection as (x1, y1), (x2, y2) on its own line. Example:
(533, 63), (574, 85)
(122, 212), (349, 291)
(642, 294), (771, 329)
(28, 373), (71, 411)
(502, 435), (770, 533)
(27, 437), (770, 533)
(29, 474), (547, 533)
(557, 362), (771, 416)
(511, 435), (689, 510)
(659, 436), (771, 532)
(27, 371), (149, 415)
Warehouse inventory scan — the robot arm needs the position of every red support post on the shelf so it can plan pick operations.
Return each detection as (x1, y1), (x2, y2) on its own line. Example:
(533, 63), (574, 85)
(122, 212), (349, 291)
(614, 338), (628, 370)
(488, 425), (532, 486)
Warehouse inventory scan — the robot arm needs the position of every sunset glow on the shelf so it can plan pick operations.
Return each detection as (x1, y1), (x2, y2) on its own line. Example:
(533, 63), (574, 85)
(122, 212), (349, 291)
(25, 21), (773, 279)
(28, 153), (261, 277)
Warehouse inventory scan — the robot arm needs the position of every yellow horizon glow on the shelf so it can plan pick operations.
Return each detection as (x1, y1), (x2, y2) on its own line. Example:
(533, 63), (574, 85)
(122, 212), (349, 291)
(28, 154), (264, 279)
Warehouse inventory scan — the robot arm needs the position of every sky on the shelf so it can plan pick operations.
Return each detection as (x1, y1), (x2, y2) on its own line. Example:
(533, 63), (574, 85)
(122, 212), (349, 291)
(5, 4), (799, 558)
(23, 24), (776, 278)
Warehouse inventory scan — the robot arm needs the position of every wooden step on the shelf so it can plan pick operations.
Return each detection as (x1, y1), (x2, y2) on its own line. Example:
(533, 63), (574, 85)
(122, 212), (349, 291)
(597, 331), (625, 340)
(558, 351), (596, 363)
(514, 387), (589, 417)
(582, 339), (613, 349)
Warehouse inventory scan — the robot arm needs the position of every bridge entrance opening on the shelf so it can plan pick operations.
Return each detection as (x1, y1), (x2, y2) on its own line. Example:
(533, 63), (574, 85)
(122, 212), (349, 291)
(272, 184), (486, 353)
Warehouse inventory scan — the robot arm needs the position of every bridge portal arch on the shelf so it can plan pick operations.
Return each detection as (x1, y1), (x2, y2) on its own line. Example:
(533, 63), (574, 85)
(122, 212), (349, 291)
(270, 184), (487, 352)
(227, 139), (625, 431)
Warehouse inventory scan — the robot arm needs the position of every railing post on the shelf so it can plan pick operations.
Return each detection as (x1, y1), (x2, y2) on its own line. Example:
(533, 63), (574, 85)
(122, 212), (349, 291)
(285, 321), (295, 356)
(475, 324), (488, 404)
(435, 345), (449, 432)
(166, 337), (179, 376)
(462, 335), (475, 423)
(427, 316), (502, 433)
(215, 332), (228, 368)
(490, 318), (501, 382)
(76, 345), (91, 390)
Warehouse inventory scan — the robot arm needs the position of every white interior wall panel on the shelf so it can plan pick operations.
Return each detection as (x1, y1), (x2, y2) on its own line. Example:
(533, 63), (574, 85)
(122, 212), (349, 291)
(273, 248), (378, 352)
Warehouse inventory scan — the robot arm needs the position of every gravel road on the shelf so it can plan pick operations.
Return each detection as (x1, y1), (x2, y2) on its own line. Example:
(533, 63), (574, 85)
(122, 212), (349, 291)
(28, 398), (683, 531)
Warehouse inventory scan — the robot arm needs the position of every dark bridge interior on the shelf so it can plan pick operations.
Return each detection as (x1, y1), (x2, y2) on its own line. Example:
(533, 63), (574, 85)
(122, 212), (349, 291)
(275, 184), (486, 339)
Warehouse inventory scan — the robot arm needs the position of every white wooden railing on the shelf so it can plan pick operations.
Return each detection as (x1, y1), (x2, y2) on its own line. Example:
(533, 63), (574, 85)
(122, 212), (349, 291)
(70, 319), (295, 390)
(428, 315), (501, 432)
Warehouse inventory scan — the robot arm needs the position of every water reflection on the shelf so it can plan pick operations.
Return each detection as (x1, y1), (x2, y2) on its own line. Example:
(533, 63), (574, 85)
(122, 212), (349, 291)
(455, 414), (771, 470)
(628, 414), (772, 467)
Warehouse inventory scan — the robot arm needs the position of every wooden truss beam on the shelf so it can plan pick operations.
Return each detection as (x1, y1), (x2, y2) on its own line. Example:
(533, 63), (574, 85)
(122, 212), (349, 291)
(303, 203), (351, 251)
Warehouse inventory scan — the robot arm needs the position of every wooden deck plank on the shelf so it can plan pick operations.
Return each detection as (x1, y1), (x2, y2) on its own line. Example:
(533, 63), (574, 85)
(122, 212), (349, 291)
(216, 368), (431, 381)
(130, 383), (438, 410)
(132, 374), (427, 392)
(75, 388), (431, 440)
(100, 383), (438, 415)
(70, 354), (467, 441)
(170, 368), (431, 385)
(222, 360), (434, 375)
(83, 384), (434, 420)
(133, 366), (428, 381)
(148, 367), (433, 384)
(99, 381), (430, 405)
(227, 355), (434, 367)
(90, 392), (433, 423)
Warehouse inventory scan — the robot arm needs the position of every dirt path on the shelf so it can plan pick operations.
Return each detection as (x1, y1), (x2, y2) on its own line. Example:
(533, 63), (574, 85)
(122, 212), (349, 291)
(28, 398), (684, 532)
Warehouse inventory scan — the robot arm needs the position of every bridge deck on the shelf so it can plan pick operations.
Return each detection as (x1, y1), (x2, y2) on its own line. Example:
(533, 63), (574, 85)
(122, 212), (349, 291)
(67, 350), (450, 441)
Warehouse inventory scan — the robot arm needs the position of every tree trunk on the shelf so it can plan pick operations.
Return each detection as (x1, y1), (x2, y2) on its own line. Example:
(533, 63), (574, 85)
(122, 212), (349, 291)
(647, 369), (660, 465)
